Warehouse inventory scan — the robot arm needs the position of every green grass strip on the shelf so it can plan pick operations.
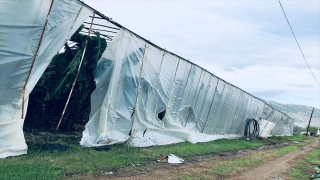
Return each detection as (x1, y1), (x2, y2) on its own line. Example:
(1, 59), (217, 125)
(288, 144), (320, 180)
(0, 134), (310, 180)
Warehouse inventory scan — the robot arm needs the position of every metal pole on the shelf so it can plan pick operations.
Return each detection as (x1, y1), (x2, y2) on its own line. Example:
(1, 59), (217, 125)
(225, 89), (242, 134)
(56, 13), (95, 130)
(151, 52), (166, 133)
(195, 76), (212, 129)
(201, 79), (219, 133)
(21, 0), (55, 119)
(209, 82), (226, 134)
(174, 64), (193, 121)
(184, 70), (204, 127)
(162, 58), (181, 127)
(167, 61), (189, 120)
(306, 107), (314, 136)
(130, 43), (148, 135)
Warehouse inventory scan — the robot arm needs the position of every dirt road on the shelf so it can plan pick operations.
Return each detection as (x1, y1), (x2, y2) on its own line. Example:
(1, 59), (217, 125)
(231, 138), (319, 180)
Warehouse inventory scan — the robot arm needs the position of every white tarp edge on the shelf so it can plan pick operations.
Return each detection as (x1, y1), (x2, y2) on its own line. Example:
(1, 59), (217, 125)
(0, 0), (92, 158)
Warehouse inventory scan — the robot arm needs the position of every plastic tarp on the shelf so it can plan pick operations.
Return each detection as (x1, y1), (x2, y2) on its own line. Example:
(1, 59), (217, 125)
(0, 0), (92, 158)
(259, 119), (276, 137)
(81, 29), (295, 147)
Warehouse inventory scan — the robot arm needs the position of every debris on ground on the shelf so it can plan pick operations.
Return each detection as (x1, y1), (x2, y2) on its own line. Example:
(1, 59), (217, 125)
(311, 166), (320, 179)
(104, 172), (113, 175)
(157, 154), (184, 163)
(291, 141), (301, 144)
(157, 154), (168, 163)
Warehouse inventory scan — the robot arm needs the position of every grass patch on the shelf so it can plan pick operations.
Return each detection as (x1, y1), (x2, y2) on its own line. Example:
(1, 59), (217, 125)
(268, 134), (310, 143)
(288, 144), (320, 180)
(171, 138), (315, 180)
(0, 134), (310, 180)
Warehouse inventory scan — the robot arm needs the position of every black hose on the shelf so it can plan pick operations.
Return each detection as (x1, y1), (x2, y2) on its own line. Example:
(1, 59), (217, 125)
(244, 118), (260, 138)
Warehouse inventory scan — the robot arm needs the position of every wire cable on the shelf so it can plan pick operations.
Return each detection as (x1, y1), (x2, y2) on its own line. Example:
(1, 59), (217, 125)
(278, 0), (320, 86)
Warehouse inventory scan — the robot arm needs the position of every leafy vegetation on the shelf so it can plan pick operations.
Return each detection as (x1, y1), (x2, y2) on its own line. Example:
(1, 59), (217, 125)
(25, 25), (107, 131)
(308, 126), (318, 134)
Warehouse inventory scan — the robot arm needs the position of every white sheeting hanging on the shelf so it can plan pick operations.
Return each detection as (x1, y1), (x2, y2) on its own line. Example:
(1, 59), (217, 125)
(0, 0), (92, 158)
(82, 29), (294, 148)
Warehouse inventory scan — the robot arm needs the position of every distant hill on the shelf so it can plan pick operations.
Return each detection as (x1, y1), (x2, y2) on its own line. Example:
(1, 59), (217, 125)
(267, 101), (320, 128)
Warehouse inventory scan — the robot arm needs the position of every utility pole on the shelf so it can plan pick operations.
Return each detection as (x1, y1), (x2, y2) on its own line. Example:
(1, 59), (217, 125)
(306, 107), (314, 136)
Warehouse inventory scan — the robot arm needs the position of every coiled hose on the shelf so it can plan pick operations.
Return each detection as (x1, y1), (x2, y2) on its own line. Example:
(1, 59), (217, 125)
(244, 118), (260, 137)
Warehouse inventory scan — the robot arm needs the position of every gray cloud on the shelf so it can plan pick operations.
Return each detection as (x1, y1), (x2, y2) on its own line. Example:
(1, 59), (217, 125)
(251, 89), (289, 98)
(284, 83), (316, 88)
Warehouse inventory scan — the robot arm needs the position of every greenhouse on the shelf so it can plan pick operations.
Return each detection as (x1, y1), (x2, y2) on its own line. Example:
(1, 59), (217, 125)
(0, 0), (294, 159)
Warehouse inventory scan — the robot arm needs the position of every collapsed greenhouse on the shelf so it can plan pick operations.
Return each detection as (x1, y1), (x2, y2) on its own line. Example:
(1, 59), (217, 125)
(0, 0), (294, 159)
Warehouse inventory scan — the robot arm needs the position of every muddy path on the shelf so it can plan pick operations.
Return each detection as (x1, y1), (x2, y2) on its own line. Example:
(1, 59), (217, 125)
(71, 138), (319, 180)
(231, 138), (319, 180)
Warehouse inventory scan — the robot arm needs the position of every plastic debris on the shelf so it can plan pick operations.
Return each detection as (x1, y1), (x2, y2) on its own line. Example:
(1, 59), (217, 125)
(105, 172), (113, 175)
(157, 154), (184, 164)
(157, 154), (168, 163)
(168, 154), (184, 163)
(311, 173), (320, 179)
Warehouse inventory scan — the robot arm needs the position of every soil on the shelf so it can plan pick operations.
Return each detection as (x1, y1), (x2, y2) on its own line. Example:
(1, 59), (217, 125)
(70, 138), (319, 180)
(230, 138), (320, 180)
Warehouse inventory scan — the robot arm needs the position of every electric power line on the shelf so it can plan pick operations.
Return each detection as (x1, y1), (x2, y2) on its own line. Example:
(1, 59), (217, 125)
(278, 0), (320, 86)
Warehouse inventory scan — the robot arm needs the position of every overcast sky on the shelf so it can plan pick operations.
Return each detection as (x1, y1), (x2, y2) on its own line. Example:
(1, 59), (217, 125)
(85, 0), (320, 108)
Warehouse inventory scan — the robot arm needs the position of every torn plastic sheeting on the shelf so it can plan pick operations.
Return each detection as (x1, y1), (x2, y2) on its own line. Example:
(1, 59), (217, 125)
(81, 28), (294, 148)
(157, 154), (184, 164)
(259, 119), (276, 138)
(0, 0), (92, 158)
(168, 154), (184, 164)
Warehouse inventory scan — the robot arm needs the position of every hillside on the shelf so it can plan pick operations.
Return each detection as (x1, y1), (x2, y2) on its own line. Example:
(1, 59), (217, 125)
(268, 101), (320, 128)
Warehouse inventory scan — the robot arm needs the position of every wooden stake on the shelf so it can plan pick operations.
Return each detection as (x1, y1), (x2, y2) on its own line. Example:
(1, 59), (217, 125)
(56, 13), (95, 131)
(21, 0), (55, 119)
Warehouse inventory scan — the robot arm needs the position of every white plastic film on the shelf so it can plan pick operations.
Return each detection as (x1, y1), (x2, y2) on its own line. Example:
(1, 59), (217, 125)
(81, 28), (294, 147)
(0, 0), (92, 158)
(202, 80), (225, 134)
(197, 76), (219, 132)
(227, 88), (243, 134)
(259, 119), (275, 137)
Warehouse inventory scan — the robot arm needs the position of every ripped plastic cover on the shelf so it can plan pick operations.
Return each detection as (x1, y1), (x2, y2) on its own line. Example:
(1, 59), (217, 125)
(0, 0), (92, 158)
(81, 29), (294, 147)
